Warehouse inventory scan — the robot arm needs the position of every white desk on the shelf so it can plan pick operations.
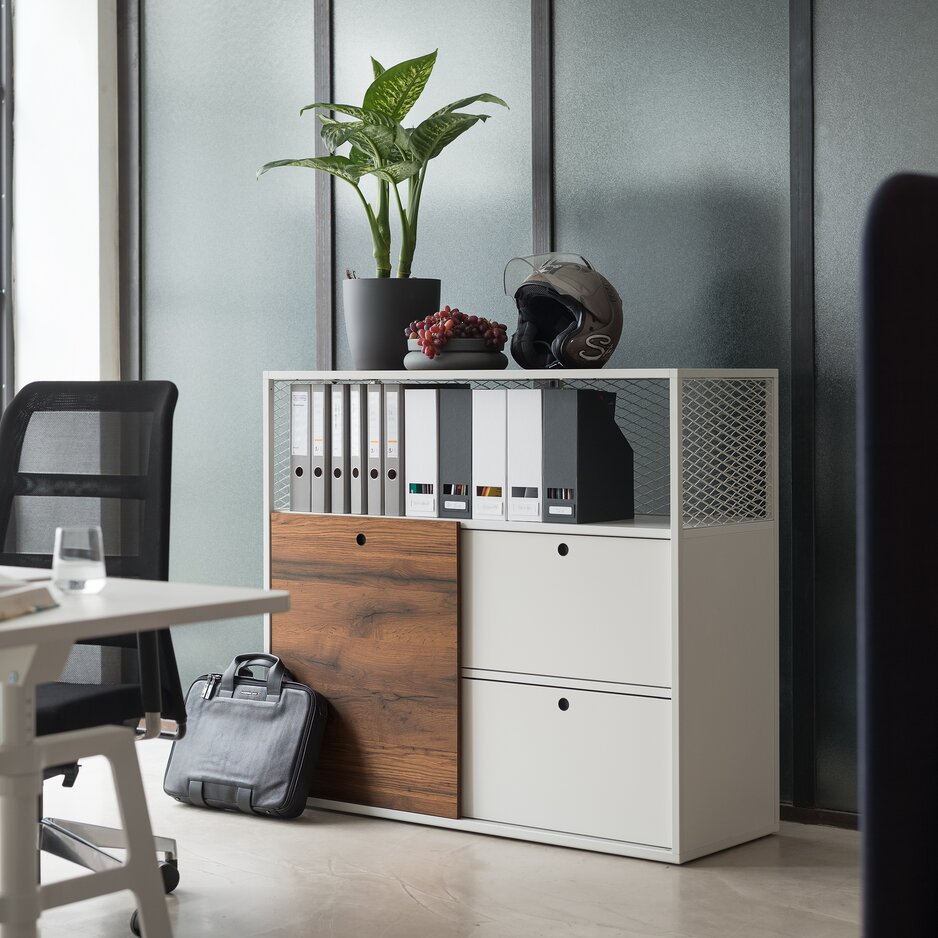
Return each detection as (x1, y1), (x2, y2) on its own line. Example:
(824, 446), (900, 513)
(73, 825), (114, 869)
(0, 570), (289, 938)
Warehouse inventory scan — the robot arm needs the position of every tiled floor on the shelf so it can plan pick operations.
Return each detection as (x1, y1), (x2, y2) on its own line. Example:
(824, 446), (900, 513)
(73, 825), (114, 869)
(37, 741), (860, 937)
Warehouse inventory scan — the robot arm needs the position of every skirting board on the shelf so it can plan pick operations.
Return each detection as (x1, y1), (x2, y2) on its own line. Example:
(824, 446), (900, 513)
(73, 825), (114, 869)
(306, 798), (779, 864)
(780, 805), (859, 830)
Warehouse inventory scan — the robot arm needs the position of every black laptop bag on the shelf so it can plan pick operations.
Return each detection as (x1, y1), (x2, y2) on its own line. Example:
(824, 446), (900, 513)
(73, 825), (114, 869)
(163, 653), (327, 819)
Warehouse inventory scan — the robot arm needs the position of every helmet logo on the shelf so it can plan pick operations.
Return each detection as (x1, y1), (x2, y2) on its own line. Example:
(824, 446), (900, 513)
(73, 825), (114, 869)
(578, 334), (613, 361)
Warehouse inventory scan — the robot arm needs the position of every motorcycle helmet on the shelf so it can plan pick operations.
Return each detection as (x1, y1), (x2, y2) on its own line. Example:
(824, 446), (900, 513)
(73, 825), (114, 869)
(505, 253), (623, 369)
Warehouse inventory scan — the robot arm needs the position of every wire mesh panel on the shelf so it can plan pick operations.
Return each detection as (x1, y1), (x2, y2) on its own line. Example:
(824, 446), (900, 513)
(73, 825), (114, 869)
(681, 377), (774, 528)
(272, 376), (671, 517)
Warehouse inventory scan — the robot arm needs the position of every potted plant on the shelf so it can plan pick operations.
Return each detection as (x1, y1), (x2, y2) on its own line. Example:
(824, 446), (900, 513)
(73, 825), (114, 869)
(259, 51), (507, 369)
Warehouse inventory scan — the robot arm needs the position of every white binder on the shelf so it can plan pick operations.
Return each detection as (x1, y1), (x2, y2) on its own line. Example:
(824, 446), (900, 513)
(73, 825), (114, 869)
(310, 383), (331, 513)
(348, 384), (368, 514)
(471, 388), (507, 520)
(404, 388), (438, 517)
(330, 383), (350, 514)
(289, 385), (311, 512)
(366, 384), (384, 516)
(507, 388), (543, 521)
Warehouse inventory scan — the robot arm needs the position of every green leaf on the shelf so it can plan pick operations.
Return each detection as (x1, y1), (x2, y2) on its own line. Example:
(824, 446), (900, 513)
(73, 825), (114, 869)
(257, 155), (364, 185)
(300, 101), (398, 129)
(347, 145), (372, 166)
(362, 50), (437, 121)
(361, 160), (422, 184)
(428, 93), (508, 119)
(318, 117), (359, 152)
(409, 112), (489, 162)
(371, 57), (385, 79)
(348, 124), (397, 162)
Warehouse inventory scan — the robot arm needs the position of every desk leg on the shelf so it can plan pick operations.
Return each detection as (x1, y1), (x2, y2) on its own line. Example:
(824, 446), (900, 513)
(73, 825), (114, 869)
(0, 681), (41, 938)
(107, 738), (173, 938)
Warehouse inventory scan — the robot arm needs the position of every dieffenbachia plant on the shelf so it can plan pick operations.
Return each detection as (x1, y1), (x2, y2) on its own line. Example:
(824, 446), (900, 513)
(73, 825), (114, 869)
(258, 51), (507, 279)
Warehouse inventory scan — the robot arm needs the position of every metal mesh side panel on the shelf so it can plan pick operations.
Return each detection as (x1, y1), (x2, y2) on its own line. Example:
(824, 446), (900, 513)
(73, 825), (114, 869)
(272, 377), (670, 516)
(681, 378), (773, 528)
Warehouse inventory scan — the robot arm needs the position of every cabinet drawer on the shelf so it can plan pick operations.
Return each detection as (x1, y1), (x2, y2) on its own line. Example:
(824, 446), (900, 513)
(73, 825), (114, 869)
(461, 530), (671, 687)
(462, 678), (672, 847)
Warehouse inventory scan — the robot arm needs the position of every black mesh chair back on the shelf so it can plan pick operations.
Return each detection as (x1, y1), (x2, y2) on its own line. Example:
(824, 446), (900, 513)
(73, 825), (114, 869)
(0, 380), (186, 729)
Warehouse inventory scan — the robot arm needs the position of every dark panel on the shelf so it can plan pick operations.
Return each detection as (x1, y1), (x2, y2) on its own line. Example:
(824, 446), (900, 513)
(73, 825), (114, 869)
(814, 0), (938, 812)
(270, 512), (460, 818)
(314, 0), (334, 370)
(0, 0), (13, 411)
(531, 0), (553, 253)
(553, 0), (791, 800)
(859, 173), (938, 934)
(117, 0), (141, 381)
(789, 0), (815, 809)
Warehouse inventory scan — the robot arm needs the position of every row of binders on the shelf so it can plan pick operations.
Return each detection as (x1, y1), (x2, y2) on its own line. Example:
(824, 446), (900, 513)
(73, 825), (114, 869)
(289, 384), (634, 524)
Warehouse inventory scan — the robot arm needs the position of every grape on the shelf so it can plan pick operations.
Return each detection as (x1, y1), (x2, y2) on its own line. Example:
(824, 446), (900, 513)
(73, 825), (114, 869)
(411, 306), (509, 357)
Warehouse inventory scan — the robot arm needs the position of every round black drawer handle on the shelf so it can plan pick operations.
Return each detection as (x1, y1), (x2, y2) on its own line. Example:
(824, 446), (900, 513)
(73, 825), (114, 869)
(557, 543), (569, 557)
(558, 697), (570, 711)
(356, 533), (367, 546)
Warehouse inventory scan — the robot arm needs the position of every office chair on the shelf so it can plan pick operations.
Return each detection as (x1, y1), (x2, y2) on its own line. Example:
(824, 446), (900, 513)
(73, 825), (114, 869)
(859, 173), (938, 936)
(0, 380), (186, 932)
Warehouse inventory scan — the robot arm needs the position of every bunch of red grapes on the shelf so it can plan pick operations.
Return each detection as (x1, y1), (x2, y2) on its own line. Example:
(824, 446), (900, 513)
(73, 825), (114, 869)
(405, 306), (509, 359)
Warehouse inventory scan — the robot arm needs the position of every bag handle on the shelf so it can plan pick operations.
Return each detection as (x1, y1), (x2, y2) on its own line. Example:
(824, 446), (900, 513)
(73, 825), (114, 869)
(219, 653), (286, 698)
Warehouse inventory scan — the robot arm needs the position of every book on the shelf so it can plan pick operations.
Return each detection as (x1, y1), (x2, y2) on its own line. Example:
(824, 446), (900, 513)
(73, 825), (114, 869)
(0, 575), (59, 621)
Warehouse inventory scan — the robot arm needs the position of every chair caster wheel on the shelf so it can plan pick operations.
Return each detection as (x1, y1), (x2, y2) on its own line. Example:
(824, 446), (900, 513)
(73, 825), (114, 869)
(130, 909), (141, 936)
(160, 859), (180, 894)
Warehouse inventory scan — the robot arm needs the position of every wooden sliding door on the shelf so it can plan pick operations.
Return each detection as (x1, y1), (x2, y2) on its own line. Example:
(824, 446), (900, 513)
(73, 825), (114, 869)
(270, 512), (460, 818)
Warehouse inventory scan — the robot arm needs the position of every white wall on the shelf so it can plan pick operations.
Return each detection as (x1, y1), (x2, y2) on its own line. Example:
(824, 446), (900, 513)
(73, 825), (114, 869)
(12, 0), (119, 387)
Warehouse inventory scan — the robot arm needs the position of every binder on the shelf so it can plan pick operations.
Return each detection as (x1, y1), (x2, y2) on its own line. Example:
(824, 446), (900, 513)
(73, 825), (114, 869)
(366, 384), (384, 516)
(438, 387), (472, 520)
(348, 384), (368, 514)
(330, 383), (351, 514)
(289, 384), (311, 512)
(383, 384), (405, 516)
(507, 388), (543, 521)
(541, 388), (634, 524)
(471, 388), (507, 520)
(310, 383), (332, 513)
(404, 388), (438, 517)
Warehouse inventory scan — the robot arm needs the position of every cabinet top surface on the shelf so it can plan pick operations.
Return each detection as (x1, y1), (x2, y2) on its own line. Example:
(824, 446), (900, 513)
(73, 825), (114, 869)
(264, 368), (778, 382)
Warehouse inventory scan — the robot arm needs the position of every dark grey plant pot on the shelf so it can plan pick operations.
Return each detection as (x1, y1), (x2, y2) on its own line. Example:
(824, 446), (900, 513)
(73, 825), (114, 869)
(343, 277), (441, 371)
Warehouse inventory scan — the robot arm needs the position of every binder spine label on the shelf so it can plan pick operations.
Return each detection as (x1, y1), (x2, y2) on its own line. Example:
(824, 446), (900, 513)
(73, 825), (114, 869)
(350, 392), (361, 459)
(312, 391), (326, 457)
(291, 391), (309, 456)
(510, 498), (541, 518)
(386, 392), (399, 459)
(368, 390), (381, 459)
(407, 494), (435, 513)
(332, 395), (344, 458)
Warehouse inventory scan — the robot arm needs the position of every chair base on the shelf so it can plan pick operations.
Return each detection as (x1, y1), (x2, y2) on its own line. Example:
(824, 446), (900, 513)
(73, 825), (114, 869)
(40, 817), (179, 893)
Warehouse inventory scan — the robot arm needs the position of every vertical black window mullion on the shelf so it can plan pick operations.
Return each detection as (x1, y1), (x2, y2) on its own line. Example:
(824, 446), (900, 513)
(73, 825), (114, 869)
(1, 0), (14, 412)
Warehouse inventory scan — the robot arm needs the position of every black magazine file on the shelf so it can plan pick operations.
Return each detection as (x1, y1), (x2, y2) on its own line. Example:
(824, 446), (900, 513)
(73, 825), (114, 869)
(859, 173), (938, 935)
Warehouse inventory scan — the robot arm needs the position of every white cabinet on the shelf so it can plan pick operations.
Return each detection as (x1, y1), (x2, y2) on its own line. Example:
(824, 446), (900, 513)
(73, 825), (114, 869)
(264, 368), (780, 863)
(462, 678), (672, 848)
(462, 529), (671, 688)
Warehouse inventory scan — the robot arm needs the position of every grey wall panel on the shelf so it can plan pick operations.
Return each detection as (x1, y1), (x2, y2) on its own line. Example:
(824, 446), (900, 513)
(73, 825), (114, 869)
(554, 0), (792, 799)
(813, 0), (938, 812)
(332, 0), (531, 368)
(141, 0), (316, 687)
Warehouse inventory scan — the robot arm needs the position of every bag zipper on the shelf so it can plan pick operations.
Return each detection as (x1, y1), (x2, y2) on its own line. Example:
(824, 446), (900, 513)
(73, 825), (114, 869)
(201, 673), (222, 699)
